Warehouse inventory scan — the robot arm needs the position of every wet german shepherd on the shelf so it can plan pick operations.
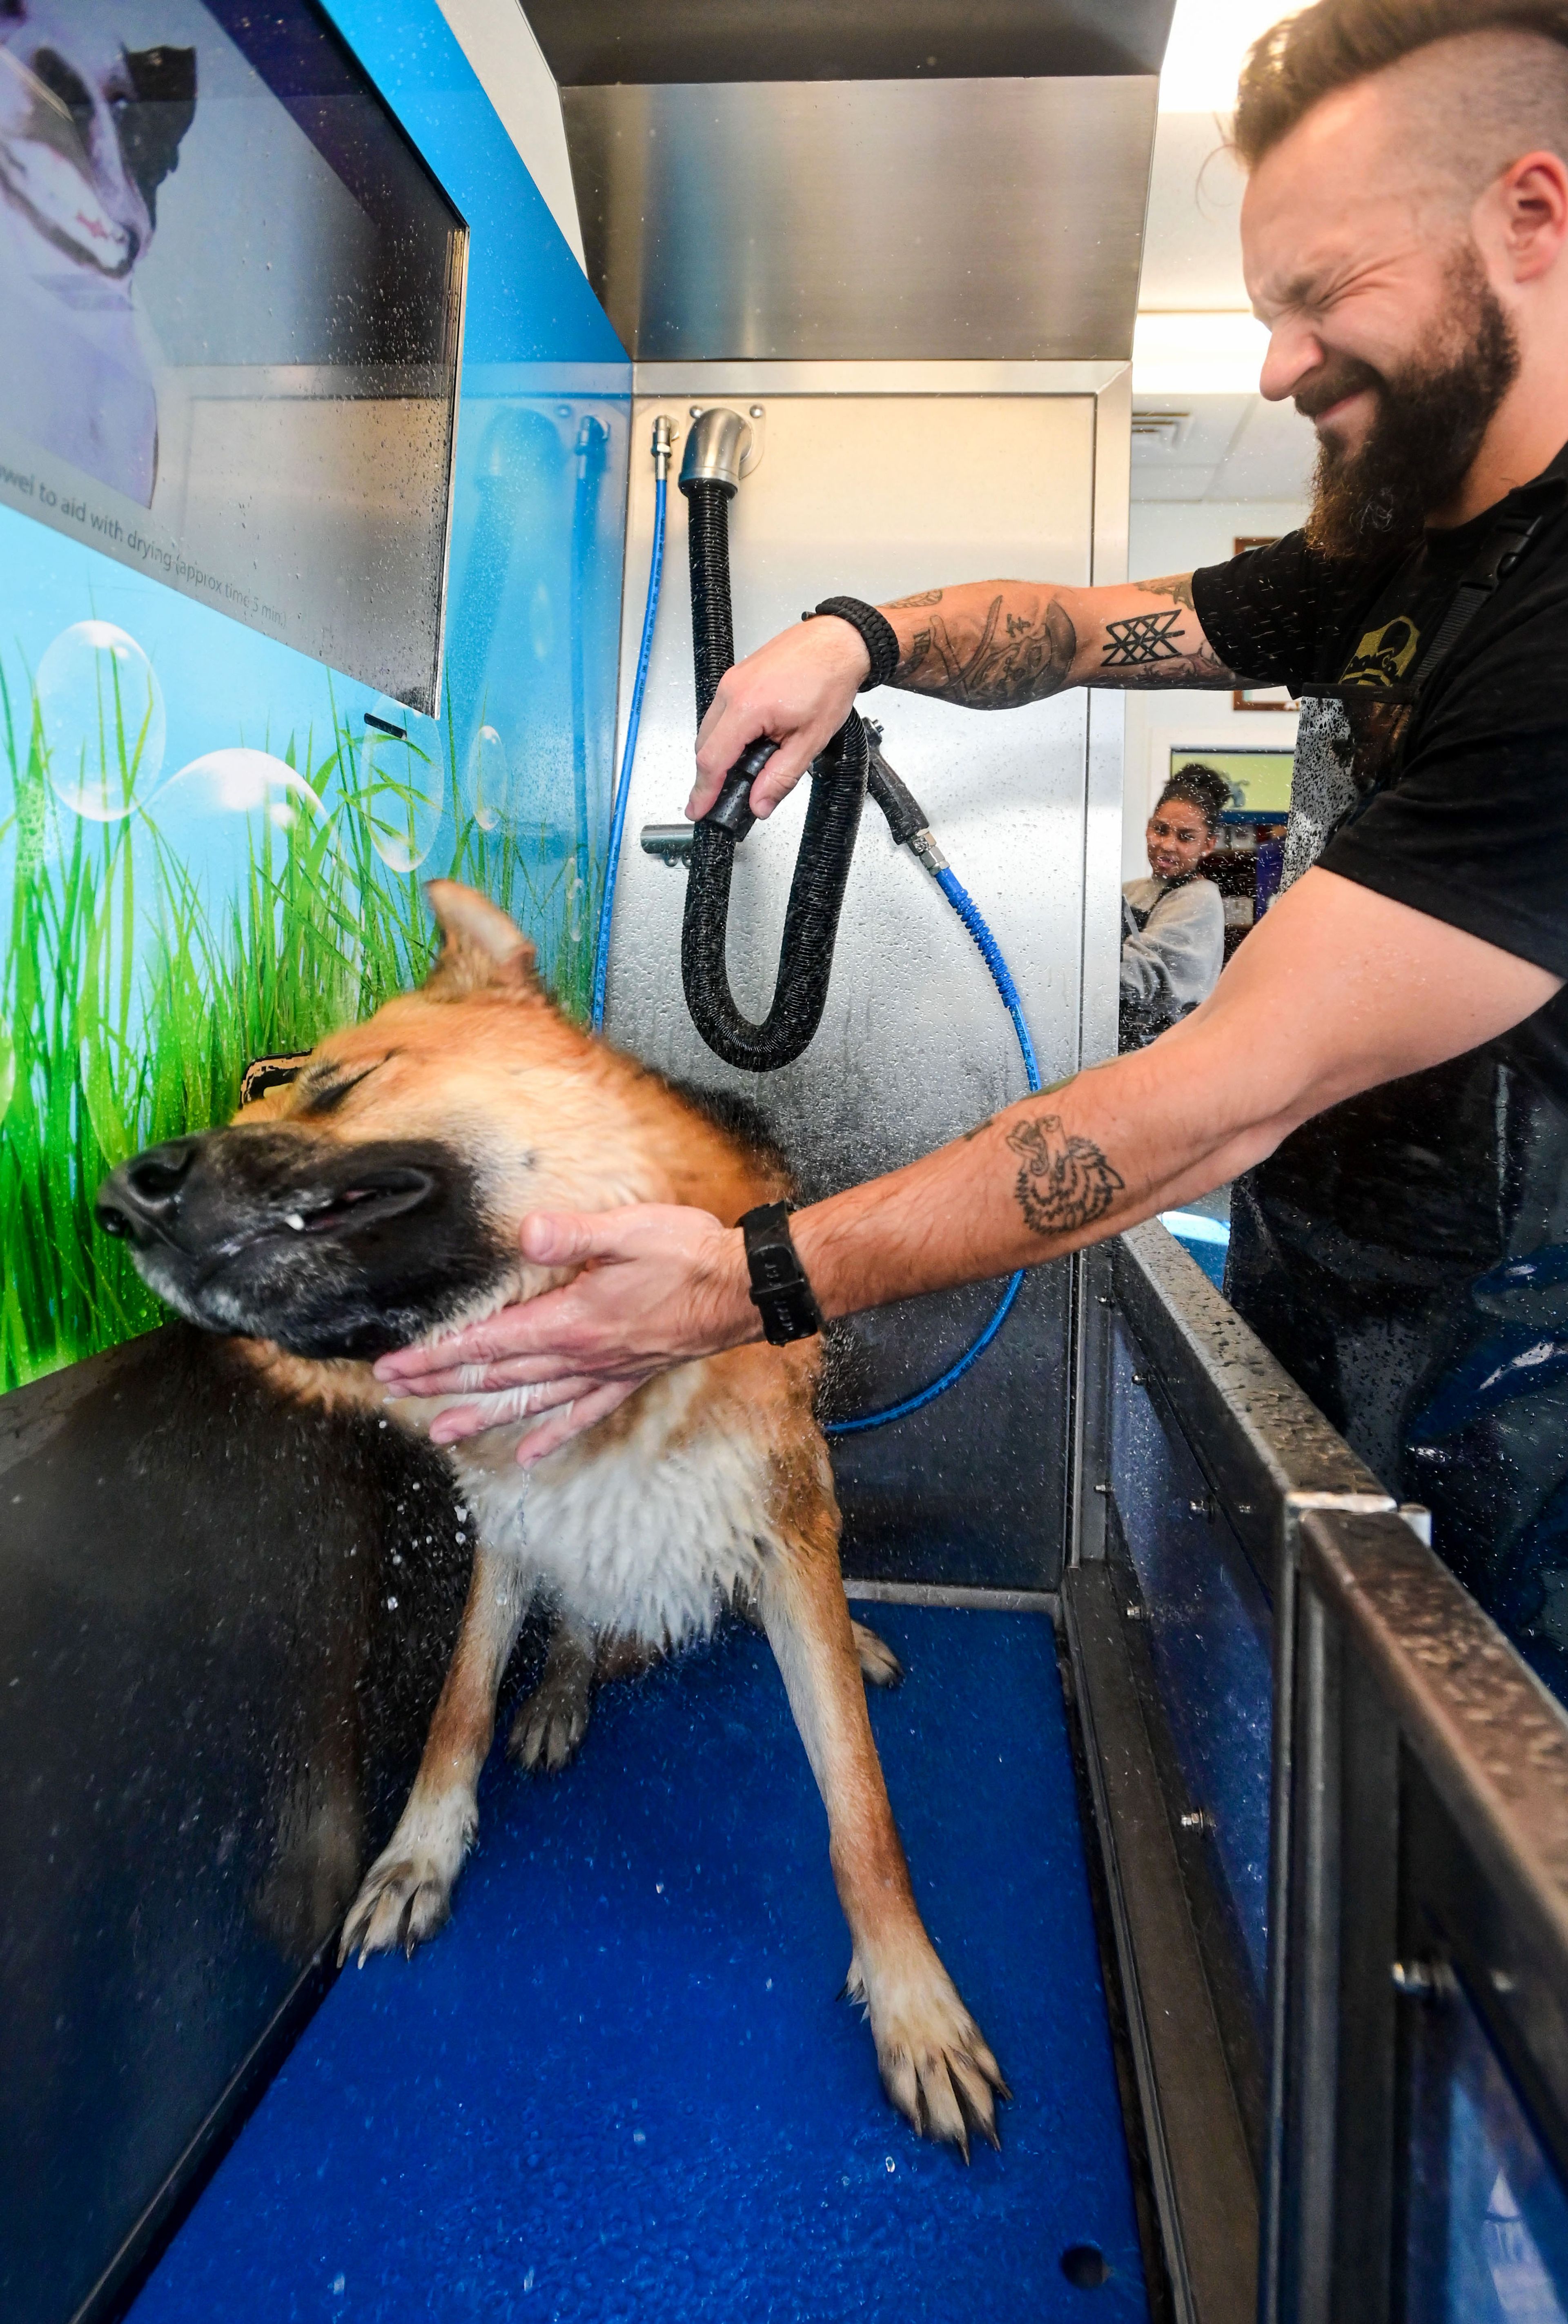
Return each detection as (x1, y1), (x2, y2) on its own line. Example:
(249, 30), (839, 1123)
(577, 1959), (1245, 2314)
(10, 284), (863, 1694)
(97, 882), (1005, 2151)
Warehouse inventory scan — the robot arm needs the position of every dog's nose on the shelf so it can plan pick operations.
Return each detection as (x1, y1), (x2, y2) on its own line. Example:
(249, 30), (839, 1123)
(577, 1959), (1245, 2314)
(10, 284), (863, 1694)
(97, 1138), (202, 1242)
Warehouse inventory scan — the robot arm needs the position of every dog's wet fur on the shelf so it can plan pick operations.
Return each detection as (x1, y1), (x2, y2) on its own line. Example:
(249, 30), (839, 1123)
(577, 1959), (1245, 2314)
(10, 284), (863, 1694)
(98, 882), (1006, 2153)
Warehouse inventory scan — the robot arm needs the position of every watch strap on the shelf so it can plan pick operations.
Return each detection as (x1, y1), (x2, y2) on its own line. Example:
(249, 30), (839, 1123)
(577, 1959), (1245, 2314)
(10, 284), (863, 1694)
(739, 1201), (824, 1345)
(809, 596), (901, 692)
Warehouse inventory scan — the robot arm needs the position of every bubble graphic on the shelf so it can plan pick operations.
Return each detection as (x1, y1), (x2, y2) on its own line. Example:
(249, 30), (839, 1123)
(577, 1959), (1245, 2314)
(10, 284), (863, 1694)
(358, 697), (443, 872)
(37, 621), (167, 821)
(158, 748), (324, 829)
(465, 723), (512, 832)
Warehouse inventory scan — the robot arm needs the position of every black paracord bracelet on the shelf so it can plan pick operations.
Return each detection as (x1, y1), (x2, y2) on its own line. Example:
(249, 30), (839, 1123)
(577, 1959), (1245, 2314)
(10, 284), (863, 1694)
(808, 596), (902, 692)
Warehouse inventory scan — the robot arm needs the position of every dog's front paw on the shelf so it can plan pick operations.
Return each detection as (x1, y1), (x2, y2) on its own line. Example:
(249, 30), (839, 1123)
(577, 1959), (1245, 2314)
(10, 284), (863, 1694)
(849, 1952), (1009, 2158)
(338, 1796), (476, 1964)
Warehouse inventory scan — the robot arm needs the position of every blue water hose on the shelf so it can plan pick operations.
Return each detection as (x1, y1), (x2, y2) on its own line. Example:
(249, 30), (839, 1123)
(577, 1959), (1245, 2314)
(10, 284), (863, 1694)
(824, 865), (1040, 1438)
(590, 452), (668, 1034)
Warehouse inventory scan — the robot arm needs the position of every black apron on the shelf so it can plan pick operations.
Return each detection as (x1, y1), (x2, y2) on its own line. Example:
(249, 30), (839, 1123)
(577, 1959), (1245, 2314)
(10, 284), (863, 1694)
(1225, 507), (1568, 1700)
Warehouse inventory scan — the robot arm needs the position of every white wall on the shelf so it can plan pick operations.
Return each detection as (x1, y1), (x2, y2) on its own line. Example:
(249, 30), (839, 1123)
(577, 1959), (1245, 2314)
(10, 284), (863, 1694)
(1121, 498), (1309, 876)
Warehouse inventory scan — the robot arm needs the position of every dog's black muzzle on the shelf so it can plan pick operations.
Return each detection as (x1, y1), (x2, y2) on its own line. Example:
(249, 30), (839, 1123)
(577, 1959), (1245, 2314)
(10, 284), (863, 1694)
(97, 1127), (506, 1358)
(98, 1131), (439, 1253)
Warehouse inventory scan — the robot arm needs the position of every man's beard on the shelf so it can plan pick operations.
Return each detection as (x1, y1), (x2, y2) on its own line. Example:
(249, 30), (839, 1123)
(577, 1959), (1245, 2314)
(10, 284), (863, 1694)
(1302, 251), (1520, 561)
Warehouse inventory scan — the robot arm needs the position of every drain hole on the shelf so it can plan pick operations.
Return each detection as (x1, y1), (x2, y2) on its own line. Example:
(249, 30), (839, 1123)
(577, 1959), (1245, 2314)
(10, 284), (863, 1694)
(1060, 2243), (1110, 2290)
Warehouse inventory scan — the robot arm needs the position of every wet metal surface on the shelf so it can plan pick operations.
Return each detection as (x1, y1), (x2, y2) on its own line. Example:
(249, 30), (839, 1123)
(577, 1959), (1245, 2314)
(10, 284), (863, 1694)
(605, 389), (1110, 1586)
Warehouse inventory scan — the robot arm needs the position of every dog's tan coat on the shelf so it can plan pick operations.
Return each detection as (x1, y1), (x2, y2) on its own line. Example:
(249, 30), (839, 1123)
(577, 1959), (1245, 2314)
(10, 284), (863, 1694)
(234, 883), (1005, 2151)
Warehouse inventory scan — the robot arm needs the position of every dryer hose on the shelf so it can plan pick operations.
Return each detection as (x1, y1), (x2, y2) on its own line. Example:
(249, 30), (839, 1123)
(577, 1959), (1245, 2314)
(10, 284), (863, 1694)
(679, 476), (866, 1073)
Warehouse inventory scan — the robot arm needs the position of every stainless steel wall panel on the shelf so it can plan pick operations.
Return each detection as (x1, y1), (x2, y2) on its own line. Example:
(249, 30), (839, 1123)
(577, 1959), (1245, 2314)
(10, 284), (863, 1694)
(604, 385), (1114, 1581)
(564, 78), (1158, 361)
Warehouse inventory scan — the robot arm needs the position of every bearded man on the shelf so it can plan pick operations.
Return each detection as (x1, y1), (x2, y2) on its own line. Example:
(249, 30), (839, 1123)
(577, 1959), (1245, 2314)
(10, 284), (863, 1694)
(380, 0), (1568, 1696)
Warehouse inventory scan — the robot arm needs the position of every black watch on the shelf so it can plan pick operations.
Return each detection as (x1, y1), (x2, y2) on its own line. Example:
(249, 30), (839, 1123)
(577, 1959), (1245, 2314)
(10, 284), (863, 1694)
(738, 1202), (824, 1345)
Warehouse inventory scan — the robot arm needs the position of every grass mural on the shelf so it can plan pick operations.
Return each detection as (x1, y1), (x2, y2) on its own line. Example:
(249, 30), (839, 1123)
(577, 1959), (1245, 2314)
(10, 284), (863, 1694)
(0, 643), (597, 1393)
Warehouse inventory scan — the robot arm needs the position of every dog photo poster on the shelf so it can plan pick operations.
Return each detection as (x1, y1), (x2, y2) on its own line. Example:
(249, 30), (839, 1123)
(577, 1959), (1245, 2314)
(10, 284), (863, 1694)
(0, 0), (464, 708)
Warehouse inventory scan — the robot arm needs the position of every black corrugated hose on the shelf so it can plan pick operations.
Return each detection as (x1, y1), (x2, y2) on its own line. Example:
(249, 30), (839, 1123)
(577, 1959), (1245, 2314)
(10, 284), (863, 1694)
(679, 476), (866, 1072)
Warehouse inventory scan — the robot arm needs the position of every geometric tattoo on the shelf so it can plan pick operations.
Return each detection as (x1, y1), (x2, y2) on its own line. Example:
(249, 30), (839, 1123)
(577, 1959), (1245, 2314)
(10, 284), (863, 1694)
(1004, 1113), (1125, 1237)
(1100, 610), (1184, 669)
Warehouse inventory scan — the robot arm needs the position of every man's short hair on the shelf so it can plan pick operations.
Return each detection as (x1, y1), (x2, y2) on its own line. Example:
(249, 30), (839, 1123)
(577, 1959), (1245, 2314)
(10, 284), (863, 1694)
(1234, 0), (1568, 171)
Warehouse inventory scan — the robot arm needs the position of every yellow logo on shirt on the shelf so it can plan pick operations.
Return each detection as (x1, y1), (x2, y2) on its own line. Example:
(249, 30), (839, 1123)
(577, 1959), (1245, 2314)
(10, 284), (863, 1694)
(1341, 614), (1420, 689)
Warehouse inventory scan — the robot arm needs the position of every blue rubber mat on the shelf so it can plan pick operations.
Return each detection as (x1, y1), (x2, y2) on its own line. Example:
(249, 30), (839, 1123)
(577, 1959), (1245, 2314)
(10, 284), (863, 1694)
(133, 1607), (1146, 2322)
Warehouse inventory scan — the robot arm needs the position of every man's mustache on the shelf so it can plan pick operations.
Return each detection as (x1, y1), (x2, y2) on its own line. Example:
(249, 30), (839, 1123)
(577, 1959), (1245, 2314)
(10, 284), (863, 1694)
(1294, 357), (1384, 423)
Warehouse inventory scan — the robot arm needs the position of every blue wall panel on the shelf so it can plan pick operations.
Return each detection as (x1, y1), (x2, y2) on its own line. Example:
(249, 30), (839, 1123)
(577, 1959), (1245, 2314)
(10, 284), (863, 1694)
(0, 0), (630, 1394)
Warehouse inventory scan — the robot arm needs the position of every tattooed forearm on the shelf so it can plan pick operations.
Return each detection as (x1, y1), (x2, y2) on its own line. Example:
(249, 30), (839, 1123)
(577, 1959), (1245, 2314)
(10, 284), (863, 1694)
(891, 591), (1079, 707)
(1004, 1112), (1125, 1237)
(886, 589), (944, 608)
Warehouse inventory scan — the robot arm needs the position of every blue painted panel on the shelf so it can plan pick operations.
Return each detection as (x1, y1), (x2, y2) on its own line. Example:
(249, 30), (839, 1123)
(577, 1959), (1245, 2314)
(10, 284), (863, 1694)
(323, 0), (624, 367)
(1109, 1319), (1272, 2003)
(133, 1611), (1147, 2323)
(1404, 1969), (1568, 2322)
(0, 0), (630, 1395)
(1158, 1211), (1230, 1293)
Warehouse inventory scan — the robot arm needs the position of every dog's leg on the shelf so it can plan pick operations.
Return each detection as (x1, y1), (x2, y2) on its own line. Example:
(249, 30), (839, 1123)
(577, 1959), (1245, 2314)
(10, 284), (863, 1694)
(740, 1585), (903, 1690)
(760, 1515), (1006, 2156)
(339, 1542), (523, 1963)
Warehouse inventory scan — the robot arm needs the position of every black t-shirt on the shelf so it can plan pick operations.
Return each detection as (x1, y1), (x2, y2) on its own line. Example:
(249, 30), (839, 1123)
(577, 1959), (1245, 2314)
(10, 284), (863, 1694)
(1193, 454), (1568, 977)
(1186, 452), (1568, 1269)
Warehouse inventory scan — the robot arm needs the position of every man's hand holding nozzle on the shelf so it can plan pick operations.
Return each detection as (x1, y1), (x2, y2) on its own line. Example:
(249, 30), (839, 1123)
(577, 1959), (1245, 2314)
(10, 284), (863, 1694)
(688, 614), (871, 822)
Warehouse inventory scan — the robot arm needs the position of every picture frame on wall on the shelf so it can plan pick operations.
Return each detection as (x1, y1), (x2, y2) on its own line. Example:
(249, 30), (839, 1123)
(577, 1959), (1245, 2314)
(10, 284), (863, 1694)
(1230, 536), (1300, 712)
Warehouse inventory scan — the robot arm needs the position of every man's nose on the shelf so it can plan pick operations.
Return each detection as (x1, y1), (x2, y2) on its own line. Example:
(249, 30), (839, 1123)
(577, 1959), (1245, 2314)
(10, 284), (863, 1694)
(96, 1138), (203, 1244)
(1258, 318), (1321, 406)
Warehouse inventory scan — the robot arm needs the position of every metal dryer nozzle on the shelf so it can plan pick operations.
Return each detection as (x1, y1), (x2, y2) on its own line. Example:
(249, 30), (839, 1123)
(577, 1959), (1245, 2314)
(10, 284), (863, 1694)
(679, 406), (751, 495)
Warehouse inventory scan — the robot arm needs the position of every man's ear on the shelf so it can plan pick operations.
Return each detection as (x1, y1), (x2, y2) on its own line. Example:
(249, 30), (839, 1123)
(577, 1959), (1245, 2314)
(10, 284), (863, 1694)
(422, 880), (539, 1001)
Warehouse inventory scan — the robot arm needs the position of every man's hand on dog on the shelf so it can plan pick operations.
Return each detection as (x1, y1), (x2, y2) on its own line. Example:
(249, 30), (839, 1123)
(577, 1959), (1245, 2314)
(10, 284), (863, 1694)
(374, 1205), (757, 1464)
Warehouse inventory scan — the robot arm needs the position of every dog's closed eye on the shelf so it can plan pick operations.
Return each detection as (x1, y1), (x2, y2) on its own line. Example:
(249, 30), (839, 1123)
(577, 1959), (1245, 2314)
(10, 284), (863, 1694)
(294, 1062), (384, 1120)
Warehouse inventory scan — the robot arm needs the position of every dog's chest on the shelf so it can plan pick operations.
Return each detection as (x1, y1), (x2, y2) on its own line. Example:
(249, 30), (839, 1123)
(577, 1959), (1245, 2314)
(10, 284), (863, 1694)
(450, 1373), (775, 1645)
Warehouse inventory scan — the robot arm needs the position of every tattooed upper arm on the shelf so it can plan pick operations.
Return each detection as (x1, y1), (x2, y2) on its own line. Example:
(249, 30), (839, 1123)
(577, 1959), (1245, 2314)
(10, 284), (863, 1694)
(1132, 571), (1196, 612)
(1089, 572), (1238, 691)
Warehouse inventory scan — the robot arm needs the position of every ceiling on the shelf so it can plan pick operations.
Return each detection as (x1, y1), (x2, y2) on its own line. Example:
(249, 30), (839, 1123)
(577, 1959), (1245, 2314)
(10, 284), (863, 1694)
(1132, 392), (1315, 503)
(1132, 108), (1316, 501)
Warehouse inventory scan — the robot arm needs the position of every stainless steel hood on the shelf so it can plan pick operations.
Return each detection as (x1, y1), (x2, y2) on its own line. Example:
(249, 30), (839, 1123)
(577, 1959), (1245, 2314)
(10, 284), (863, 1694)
(523, 2), (1174, 361)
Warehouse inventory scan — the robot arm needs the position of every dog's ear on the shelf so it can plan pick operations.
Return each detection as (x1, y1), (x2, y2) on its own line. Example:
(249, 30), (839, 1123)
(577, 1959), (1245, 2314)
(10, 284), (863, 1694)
(120, 48), (197, 224)
(422, 880), (539, 1001)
